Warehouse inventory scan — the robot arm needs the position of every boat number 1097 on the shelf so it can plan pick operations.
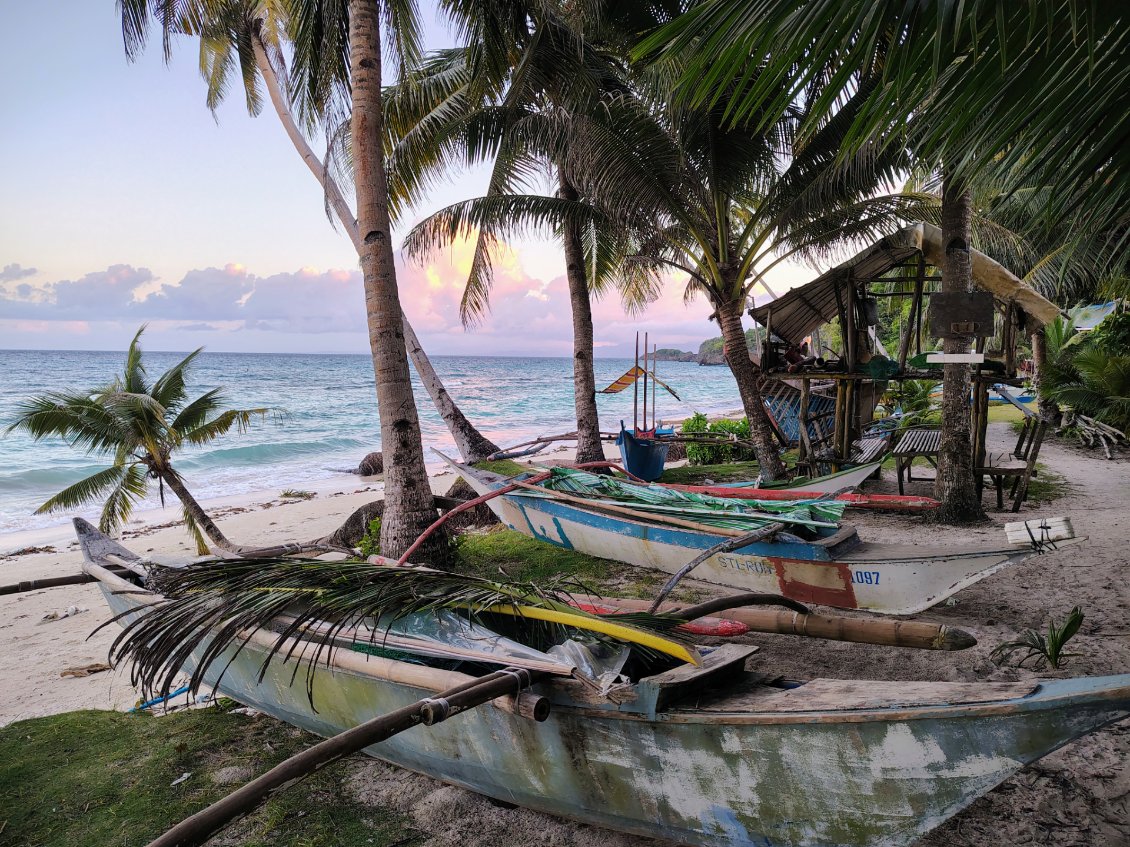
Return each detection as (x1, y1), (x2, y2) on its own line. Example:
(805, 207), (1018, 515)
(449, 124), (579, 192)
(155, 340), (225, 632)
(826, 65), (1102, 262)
(851, 570), (881, 585)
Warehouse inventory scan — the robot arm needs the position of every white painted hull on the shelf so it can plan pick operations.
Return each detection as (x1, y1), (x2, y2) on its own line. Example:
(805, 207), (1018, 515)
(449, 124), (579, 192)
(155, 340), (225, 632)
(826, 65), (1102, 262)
(457, 468), (1047, 615)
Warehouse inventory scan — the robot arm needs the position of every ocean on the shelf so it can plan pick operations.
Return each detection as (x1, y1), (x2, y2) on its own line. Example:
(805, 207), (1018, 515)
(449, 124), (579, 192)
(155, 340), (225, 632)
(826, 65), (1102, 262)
(0, 350), (742, 534)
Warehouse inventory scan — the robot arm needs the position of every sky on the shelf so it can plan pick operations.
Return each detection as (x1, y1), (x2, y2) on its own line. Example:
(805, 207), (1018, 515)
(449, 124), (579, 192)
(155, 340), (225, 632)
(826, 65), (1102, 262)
(0, 1), (816, 358)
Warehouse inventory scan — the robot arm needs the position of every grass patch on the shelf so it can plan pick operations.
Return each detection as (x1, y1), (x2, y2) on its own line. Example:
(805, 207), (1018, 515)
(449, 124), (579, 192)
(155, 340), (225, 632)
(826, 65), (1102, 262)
(452, 528), (705, 604)
(0, 708), (416, 847)
(1023, 463), (1073, 504)
(987, 404), (1030, 424)
(470, 459), (530, 478)
(279, 489), (316, 500)
(659, 462), (761, 485)
(453, 527), (616, 585)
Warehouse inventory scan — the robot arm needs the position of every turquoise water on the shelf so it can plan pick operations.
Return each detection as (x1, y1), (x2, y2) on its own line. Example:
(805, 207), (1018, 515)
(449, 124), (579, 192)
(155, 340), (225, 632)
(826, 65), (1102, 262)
(0, 350), (742, 533)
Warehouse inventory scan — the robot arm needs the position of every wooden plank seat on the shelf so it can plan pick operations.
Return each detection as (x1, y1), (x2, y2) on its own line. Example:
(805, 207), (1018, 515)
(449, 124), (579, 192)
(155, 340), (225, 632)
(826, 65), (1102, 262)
(849, 435), (890, 465)
(976, 415), (1048, 512)
(892, 427), (942, 494)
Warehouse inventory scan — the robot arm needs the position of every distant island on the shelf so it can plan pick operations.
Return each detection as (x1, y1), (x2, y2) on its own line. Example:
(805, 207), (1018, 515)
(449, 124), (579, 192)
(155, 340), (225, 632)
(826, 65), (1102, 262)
(650, 329), (760, 366)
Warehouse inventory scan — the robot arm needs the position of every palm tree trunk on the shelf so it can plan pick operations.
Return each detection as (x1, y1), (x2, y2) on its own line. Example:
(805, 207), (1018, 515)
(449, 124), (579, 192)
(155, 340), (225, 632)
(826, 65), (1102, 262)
(718, 297), (786, 480)
(157, 469), (232, 550)
(559, 174), (605, 465)
(933, 175), (985, 522)
(252, 31), (499, 464)
(349, 1), (447, 561)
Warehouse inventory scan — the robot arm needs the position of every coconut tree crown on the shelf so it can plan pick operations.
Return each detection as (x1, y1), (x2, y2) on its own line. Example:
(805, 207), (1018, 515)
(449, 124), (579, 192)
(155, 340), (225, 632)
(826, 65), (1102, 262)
(7, 326), (274, 550)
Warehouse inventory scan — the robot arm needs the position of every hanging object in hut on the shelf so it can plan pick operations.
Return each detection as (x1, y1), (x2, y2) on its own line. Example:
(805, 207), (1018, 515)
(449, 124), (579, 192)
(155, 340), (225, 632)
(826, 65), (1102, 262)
(615, 333), (672, 481)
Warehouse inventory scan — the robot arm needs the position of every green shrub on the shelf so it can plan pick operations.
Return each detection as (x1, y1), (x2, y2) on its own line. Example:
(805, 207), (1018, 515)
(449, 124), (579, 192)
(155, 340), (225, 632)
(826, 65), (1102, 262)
(358, 518), (382, 558)
(991, 606), (1084, 670)
(680, 413), (758, 464)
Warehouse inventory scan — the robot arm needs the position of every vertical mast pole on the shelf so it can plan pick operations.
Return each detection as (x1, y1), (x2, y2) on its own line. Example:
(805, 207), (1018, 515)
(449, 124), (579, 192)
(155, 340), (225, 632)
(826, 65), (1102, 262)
(652, 343), (658, 430)
(633, 332), (639, 433)
(642, 332), (649, 433)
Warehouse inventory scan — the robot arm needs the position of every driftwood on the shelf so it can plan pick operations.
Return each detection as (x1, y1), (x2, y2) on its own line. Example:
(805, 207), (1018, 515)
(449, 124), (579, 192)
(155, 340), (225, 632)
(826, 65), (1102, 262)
(0, 566), (135, 596)
(1058, 410), (1128, 459)
(144, 668), (547, 847)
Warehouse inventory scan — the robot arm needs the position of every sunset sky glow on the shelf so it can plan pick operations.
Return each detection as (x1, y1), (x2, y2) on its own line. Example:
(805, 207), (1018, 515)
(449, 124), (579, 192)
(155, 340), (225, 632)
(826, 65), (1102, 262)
(0, 1), (816, 357)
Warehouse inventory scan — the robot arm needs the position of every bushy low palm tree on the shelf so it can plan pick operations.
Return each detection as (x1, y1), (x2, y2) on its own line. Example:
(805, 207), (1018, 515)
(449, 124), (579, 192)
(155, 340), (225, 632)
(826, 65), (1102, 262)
(7, 327), (272, 553)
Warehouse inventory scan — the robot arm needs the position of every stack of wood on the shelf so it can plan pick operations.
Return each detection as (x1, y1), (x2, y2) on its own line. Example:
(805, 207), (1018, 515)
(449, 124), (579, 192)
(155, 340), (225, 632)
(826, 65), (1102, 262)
(1058, 410), (1128, 459)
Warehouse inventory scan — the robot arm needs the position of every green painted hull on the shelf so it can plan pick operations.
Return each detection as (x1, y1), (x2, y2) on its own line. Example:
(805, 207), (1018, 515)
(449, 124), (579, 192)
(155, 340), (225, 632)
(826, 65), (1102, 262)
(93, 578), (1130, 847)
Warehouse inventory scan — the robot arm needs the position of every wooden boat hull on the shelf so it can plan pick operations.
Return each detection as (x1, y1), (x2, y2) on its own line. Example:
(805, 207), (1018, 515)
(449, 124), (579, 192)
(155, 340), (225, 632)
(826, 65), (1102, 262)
(719, 461), (882, 494)
(453, 464), (1050, 615)
(87, 564), (1130, 847)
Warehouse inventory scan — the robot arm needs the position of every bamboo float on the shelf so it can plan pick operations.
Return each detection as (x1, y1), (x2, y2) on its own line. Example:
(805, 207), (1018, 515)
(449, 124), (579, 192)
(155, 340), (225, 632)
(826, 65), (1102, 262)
(572, 593), (976, 651)
(0, 566), (134, 596)
(144, 668), (548, 847)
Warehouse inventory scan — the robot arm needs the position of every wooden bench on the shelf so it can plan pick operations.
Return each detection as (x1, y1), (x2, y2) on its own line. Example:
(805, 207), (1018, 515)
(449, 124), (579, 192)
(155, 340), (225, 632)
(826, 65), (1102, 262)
(892, 427), (942, 494)
(976, 415), (1048, 512)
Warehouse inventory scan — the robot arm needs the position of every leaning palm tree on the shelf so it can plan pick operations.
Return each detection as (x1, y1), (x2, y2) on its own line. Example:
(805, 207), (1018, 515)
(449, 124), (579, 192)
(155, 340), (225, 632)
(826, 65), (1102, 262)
(566, 69), (927, 480)
(7, 327), (271, 554)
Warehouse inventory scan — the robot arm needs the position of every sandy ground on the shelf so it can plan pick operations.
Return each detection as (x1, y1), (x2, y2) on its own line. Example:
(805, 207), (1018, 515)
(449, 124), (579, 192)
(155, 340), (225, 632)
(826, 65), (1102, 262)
(1, 426), (1128, 845)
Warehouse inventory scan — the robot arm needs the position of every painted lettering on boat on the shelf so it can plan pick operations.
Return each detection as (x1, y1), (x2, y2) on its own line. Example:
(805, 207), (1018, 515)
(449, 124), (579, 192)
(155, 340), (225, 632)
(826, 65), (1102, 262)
(716, 554), (774, 576)
(850, 570), (881, 585)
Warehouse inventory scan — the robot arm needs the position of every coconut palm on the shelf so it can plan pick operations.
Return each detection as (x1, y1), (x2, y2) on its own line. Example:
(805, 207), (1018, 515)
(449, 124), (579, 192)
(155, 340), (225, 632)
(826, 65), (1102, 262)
(390, 18), (661, 466)
(6, 327), (271, 554)
(576, 72), (928, 479)
(643, 1), (1128, 517)
(120, 0), (450, 560)
(120, 0), (501, 465)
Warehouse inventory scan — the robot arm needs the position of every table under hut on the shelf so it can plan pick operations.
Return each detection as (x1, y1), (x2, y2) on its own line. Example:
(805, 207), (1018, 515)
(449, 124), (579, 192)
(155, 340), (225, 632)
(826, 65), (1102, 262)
(748, 224), (1062, 507)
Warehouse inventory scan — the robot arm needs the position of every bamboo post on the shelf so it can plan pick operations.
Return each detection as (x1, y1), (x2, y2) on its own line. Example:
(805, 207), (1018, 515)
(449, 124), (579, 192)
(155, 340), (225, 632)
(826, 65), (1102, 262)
(898, 264), (926, 371)
(915, 255), (926, 356)
(570, 593), (977, 651)
(845, 278), (857, 371)
(798, 378), (813, 465)
(652, 344), (658, 430)
(144, 668), (547, 847)
(832, 379), (846, 470)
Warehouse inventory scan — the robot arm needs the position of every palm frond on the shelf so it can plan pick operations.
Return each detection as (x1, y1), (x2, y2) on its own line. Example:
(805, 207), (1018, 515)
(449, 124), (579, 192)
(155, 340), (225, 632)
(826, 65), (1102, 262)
(181, 407), (275, 445)
(105, 558), (691, 705)
(99, 463), (150, 535)
(34, 464), (134, 517)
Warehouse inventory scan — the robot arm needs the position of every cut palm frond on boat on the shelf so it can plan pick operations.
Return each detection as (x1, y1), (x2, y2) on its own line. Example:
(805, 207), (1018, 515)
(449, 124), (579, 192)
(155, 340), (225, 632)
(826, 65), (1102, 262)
(89, 524), (696, 705)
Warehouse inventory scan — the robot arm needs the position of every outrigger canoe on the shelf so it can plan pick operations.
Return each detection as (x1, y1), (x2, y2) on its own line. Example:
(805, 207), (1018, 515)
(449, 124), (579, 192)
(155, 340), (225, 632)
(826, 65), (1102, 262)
(449, 458), (1075, 615)
(711, 460), (883, 494)
(78, 520), (1130, 847)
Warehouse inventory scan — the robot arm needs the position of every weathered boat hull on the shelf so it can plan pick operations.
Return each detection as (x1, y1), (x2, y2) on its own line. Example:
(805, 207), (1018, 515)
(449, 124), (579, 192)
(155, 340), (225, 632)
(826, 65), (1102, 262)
(91, 572), (1130, 847)
(712, 460), (882, 494)
(453, 464), (1049, 615)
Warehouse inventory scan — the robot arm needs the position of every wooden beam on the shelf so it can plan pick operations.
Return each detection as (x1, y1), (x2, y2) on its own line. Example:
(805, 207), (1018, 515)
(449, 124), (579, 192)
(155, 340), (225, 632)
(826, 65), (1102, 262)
(897, 261), (926, 371)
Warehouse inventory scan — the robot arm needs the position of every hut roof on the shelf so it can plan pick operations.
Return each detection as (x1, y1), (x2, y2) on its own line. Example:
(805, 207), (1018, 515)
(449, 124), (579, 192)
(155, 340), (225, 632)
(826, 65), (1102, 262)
(750, 223), (1062, 345)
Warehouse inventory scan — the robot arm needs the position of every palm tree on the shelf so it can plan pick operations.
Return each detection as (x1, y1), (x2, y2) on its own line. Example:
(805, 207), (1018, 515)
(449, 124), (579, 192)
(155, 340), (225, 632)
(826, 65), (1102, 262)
(389, 22), (659, 466)
(6, 327), (271, 554)
(122, 0), (501, 464)
(573, 72), (926, 479)
(120, 0), (451, 559)
(643, 1), (1128, 518)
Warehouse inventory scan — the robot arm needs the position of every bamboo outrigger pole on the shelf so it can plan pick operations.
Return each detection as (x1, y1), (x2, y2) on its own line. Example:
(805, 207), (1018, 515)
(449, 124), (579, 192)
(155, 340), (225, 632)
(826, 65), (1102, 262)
(145, 668), (548, 847)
